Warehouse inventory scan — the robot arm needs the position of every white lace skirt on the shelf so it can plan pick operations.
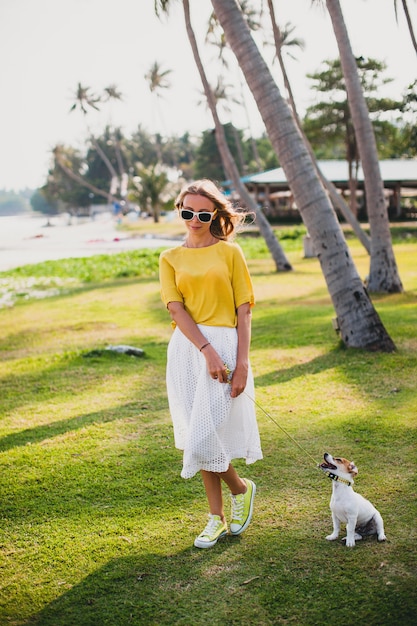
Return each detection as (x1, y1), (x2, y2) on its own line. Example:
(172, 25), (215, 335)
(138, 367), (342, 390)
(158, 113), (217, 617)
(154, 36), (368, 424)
(166, 325), (263, 479)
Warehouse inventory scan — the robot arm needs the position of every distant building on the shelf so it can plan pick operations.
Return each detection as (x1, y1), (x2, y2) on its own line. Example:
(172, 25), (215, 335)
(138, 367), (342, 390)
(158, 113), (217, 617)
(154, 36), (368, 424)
(229, 160), (417, 221)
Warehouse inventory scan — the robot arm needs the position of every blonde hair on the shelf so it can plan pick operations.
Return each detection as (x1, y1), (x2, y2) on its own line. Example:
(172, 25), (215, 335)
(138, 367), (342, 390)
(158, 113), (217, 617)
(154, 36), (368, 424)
(175, 179), (248, 241)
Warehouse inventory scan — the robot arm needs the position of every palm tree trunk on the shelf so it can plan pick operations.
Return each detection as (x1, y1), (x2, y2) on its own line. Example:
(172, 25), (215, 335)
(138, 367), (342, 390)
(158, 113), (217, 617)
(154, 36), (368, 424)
(401, 0), (417, 54)
(211, 0), (395, 351)
(90, 135), (119, 191)
(267, 0), (370, 253)
(326, 0), (403, 293)
(183, 0), (292, 271)
(231, 124), (246, 174)
(54, 147), (118, 204)
(114, 135), (126, 179)
(238, 73), (262, 169)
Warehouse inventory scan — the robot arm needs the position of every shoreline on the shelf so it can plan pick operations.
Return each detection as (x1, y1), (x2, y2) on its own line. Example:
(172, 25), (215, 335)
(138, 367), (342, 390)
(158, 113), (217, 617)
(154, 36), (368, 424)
(0, 213), (176, 271)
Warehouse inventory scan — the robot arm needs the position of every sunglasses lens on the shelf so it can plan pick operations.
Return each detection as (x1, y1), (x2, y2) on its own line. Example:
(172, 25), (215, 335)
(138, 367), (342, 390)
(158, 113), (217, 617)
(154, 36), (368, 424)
(180, 209), (194, 221)
(198, 212), (212, 223)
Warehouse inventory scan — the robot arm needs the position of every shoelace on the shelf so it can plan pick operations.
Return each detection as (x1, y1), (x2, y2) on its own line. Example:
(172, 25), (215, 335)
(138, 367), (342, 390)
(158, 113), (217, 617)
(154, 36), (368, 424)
(231, 494), (244, 521)
(201, 516), (222, 537)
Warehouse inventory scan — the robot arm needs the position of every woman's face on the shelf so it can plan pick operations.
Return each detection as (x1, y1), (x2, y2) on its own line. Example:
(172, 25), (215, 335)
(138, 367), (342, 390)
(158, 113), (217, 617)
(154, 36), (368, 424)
(180, 193), (217, 237)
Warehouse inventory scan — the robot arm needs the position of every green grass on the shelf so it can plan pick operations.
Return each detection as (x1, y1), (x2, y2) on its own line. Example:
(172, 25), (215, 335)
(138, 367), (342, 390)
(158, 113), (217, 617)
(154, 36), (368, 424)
(0, 230), (416, 625)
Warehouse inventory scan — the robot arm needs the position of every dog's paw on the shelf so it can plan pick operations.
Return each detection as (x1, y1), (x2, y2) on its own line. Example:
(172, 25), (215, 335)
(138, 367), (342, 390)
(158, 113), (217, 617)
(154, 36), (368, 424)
(341, 535), (357, 547)
(325, 533), (339, 541)
(378, 533), (387, 542)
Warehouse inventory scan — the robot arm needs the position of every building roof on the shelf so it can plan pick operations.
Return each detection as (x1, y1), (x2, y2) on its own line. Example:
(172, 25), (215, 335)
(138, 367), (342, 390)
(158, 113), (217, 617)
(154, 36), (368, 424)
(246, 159), (417, 188)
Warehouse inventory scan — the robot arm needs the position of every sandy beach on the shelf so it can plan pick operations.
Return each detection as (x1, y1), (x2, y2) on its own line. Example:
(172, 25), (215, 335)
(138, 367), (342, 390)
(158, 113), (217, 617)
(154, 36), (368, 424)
(0, 213), (176, 271)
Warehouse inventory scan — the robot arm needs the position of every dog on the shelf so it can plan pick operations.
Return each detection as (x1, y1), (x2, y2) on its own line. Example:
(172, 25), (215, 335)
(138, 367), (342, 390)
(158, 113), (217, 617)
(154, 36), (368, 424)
(320, 452), (386, 547)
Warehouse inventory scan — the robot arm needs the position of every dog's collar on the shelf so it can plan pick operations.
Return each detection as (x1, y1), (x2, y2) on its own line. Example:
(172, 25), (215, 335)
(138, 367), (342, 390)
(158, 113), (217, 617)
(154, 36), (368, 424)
(323, 470), (353, 486)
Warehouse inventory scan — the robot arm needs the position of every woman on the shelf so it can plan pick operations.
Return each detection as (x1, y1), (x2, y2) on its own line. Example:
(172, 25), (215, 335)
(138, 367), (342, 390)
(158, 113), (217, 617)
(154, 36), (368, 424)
(159, 179), (262, 549)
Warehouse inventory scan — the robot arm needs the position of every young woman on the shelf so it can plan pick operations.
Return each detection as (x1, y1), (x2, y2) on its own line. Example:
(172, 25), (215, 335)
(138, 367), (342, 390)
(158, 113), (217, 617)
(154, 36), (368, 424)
(159, 179), (262, 548)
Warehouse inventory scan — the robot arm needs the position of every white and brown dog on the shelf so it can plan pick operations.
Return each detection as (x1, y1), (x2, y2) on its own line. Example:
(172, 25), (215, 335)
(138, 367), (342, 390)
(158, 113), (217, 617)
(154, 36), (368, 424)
(320, 452), (386, 547)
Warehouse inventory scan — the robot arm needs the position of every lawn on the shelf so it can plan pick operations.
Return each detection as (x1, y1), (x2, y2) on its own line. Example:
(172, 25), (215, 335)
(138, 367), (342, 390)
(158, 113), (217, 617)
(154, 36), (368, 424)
(0, 227), (416, 625)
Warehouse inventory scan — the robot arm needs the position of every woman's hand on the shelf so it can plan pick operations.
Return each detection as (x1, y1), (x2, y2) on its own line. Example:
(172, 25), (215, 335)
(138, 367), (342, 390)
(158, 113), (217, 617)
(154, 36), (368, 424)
(202, 345), (230, 384)
(230, 362), (248, 398)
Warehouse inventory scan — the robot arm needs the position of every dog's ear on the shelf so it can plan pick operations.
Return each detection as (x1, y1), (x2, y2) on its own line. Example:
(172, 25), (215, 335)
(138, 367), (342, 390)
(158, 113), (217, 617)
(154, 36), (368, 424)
(349, 462), (358, 476)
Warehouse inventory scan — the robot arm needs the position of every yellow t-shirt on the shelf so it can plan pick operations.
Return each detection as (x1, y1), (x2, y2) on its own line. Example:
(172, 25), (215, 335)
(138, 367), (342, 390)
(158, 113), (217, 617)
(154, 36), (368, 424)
(159, 240), (254, 328)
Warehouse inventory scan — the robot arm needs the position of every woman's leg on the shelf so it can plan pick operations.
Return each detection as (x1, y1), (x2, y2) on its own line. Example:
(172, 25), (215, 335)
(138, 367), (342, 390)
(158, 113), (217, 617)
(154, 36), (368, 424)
(200, 464), (247, 519)
(217, 464), (247, 495)
(219, 464), (256, 536)
(199, 465), (255, 542)
(195, 470), (229, 548)
(200, 470), (225, 523)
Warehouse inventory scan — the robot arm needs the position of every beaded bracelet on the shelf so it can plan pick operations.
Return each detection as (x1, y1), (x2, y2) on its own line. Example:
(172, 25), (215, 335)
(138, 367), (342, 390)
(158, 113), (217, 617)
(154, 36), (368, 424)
(200, 342), (210, 352)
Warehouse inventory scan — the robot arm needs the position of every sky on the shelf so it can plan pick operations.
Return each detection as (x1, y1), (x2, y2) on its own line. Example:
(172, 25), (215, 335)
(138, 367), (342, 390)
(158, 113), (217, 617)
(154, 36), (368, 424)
(0, 0), (416, 191)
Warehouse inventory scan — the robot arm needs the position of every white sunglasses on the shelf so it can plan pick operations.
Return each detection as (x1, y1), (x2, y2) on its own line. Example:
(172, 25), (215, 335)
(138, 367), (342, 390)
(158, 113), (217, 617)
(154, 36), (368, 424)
(180, 208), (217, 223)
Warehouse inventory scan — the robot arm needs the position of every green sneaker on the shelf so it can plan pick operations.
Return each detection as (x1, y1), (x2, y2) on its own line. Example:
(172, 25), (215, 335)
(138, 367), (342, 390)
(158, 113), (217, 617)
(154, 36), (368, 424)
(194, 514), (228, 549)
(230, 479), (256, 535)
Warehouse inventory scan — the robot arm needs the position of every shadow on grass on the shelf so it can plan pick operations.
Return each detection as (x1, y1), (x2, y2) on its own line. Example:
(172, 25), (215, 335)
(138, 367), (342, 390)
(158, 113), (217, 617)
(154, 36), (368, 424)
(251, 285), (417, 353)
(4, 410), (416, 624)
(0, 341), (167, 416)
(251, 302), (416, 398)
(0, 320), (124, 360)
(1, 411), (186, 522)
(25, 531), (417, 626)
(254, 351), (339, 388)
(0, 401), (146, 453)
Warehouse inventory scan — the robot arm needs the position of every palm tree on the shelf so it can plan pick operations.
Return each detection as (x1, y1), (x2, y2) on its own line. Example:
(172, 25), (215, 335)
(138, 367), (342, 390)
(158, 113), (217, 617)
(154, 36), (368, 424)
(266, 0), (371, 253)
(52, 145), (118, 205)
(207, 77), (247, 174)
(188, 0), (292, 270)
(145, 60), (173, 141)
(130, 163), (170, 223)
(208, 1), (369, 252)
(103, 85), (127, 194)
(156, 0), (292, 272)
(145, 60), (172, 95)
(206, 9), (262, 169)
(324, 0), (403, 293)
(394, 0), (417, 54)
(69, 82), (101, 115)
(266, 14), (305, 119)
(70, 82), (119, 199)
(210, 0), (395, 351)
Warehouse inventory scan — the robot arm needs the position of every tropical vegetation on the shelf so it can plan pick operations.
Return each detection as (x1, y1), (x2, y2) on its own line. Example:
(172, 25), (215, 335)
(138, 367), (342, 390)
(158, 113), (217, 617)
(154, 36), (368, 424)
(23, 0), (417, 351)
(30, 2), (415, 226)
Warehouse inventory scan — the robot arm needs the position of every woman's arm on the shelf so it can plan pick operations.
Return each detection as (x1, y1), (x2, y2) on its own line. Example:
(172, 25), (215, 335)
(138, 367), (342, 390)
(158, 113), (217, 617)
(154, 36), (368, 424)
(230, 302), (252, 398)
(167, 301), (230, 382)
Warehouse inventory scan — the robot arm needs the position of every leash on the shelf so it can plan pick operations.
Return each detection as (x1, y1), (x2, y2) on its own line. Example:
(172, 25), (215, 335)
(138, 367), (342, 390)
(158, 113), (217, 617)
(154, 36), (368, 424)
(243, 390), (320, 467)
(245, 390), (352, 485)
(224, 364), (351, 485)
(223, 364), (319, 466)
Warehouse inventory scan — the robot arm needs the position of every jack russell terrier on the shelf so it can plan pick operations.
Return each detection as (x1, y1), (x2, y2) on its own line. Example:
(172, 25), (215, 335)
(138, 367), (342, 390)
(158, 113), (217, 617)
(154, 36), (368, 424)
(320, 452), (387, 547)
